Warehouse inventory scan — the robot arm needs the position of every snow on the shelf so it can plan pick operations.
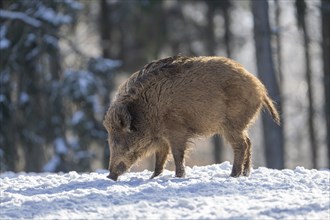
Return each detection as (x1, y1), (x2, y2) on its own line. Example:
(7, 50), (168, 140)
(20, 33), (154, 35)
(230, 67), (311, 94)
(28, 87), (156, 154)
(64, 0), (84, 10)
(42, 156), (60, 173)
(43, 138), (68, 172)
(0, 94), (6, 103)
(0, 23), (10, 49)
(54, 138), (68, 154)
(19, 92), (29, 105)
(64, 70), (96, 96)
(0, 9), (41, 28)
(44, 35), (58, 48)
(71, 111), (85, 125)
(24, 33), (36, 47)
(0, 38), (10, 50)
(1, 162), (329, 219)
(92, 58), (122, 73)
(35, 6), (72, 25)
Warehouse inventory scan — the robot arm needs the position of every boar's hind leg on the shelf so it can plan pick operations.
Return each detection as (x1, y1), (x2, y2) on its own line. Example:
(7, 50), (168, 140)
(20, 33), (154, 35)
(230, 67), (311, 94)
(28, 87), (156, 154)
(150, 143), (170, 179)
(224, 131), (248, 177)
(242, 136), (252, 176)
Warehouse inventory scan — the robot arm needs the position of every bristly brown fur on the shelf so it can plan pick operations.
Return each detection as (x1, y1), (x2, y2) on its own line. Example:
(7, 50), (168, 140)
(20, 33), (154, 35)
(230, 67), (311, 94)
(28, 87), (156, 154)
(262, 95), (281, 125)
(103, 55), (280, 180)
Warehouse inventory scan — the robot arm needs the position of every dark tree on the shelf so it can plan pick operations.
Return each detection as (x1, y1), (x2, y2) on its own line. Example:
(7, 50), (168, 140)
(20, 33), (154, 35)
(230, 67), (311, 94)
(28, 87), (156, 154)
(0, 0), (119, 172)
(100, 0), (111, 58)
(274, 0), (283, 85)
(251, 0), (284, 169)
(205, 0), (224, 164)
(321, 0), (330, 168)
(205, 0), (232, 164)
(295, 0), (318, 168)
(0, 1), (79, 171)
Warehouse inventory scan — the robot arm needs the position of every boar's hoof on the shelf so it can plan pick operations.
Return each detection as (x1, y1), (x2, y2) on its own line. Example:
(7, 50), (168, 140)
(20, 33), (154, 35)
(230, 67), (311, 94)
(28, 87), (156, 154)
(150, 171), (162, 179)
(107, 173), (118, 181)
(230, 169), (242, 177)
(175, 170), (185, 178)
(242, 169), (251, 177)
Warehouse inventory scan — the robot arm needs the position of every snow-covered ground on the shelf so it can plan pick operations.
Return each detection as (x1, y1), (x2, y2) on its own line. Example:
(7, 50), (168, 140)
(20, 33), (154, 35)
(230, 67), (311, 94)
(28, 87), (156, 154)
(1, 162), (329, 219)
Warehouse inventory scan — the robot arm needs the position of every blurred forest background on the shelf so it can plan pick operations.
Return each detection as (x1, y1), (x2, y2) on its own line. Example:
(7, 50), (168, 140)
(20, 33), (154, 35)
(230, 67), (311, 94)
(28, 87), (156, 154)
(0, 0), (329, 173)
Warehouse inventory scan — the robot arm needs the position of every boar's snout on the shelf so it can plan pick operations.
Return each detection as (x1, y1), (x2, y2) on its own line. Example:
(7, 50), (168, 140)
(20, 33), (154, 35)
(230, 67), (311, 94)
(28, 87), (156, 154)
(107, 161), (128, 181)
(107, 172), (118, 181)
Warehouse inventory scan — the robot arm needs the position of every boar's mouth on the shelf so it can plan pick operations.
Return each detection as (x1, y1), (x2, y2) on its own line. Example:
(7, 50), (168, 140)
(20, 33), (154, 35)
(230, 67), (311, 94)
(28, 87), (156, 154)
(107, 161), (127, 181)
(107, 172), (118, 181)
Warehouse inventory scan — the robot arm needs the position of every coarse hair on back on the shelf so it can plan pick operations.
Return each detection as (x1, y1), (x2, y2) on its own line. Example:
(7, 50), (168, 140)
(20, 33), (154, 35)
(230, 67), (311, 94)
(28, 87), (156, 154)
(120, 56), (192, 101)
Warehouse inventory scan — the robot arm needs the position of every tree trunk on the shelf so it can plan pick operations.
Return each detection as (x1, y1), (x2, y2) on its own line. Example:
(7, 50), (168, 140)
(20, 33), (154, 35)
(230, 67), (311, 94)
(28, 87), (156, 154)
(100, 0), (111, 58)
(49, 41), (70, 172)
(100, 0), (111, 169)
(321, 0), (330, 168)
(0, 79), (17, 171)
(296, 0), (318, 168)
(206, 2), (224, 164)
(302, 18), (318, 169)
(22, 70), (46, 172)
(273, 0), (286, 169)
(274, 0), (283, 85)
(252, 0), (284, 169)
(221, 3), (231, 58)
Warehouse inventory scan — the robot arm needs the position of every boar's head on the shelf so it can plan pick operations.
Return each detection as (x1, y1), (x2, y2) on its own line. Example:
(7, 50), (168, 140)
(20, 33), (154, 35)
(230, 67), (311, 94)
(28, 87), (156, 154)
(103, 102), (148, 181)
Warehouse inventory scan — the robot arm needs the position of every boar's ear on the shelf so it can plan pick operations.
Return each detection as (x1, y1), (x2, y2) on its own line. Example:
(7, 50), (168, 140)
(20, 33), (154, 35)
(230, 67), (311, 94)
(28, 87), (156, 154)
(113, 103), (132, 132)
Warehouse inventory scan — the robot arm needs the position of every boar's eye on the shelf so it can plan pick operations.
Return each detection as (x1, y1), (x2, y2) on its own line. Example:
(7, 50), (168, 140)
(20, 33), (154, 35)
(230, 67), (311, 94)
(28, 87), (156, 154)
(130, 124), (137, 132)
(110, 135), (119, 145)
(129, 115), (139, 132)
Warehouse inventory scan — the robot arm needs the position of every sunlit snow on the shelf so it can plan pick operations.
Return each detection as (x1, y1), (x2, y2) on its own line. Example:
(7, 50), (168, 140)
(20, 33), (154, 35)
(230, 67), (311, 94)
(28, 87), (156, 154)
(1, 162), (329, 219)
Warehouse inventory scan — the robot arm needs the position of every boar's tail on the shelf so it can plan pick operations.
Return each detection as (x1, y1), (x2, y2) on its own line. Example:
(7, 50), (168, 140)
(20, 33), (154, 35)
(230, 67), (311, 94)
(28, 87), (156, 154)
(262, 94), (281, 125)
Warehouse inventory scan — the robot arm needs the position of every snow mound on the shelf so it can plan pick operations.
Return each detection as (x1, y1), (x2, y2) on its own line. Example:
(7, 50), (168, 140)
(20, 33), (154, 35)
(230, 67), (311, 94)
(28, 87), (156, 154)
(1, 162), (329, 219)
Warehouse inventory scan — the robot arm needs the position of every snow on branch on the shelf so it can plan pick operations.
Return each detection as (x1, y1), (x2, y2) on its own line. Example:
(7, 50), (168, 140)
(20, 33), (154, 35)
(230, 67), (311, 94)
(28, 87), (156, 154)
(0, 9), (41, 28)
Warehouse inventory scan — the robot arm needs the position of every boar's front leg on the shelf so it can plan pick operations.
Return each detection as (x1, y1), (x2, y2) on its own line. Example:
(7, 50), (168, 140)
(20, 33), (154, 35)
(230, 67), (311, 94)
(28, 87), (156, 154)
(170, 139), (187, 178)
(150, 142), (169, 179)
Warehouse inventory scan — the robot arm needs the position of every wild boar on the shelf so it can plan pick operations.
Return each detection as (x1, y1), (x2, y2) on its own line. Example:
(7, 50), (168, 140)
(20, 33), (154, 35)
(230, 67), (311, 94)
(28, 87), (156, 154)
(103, 56), (280, 181)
